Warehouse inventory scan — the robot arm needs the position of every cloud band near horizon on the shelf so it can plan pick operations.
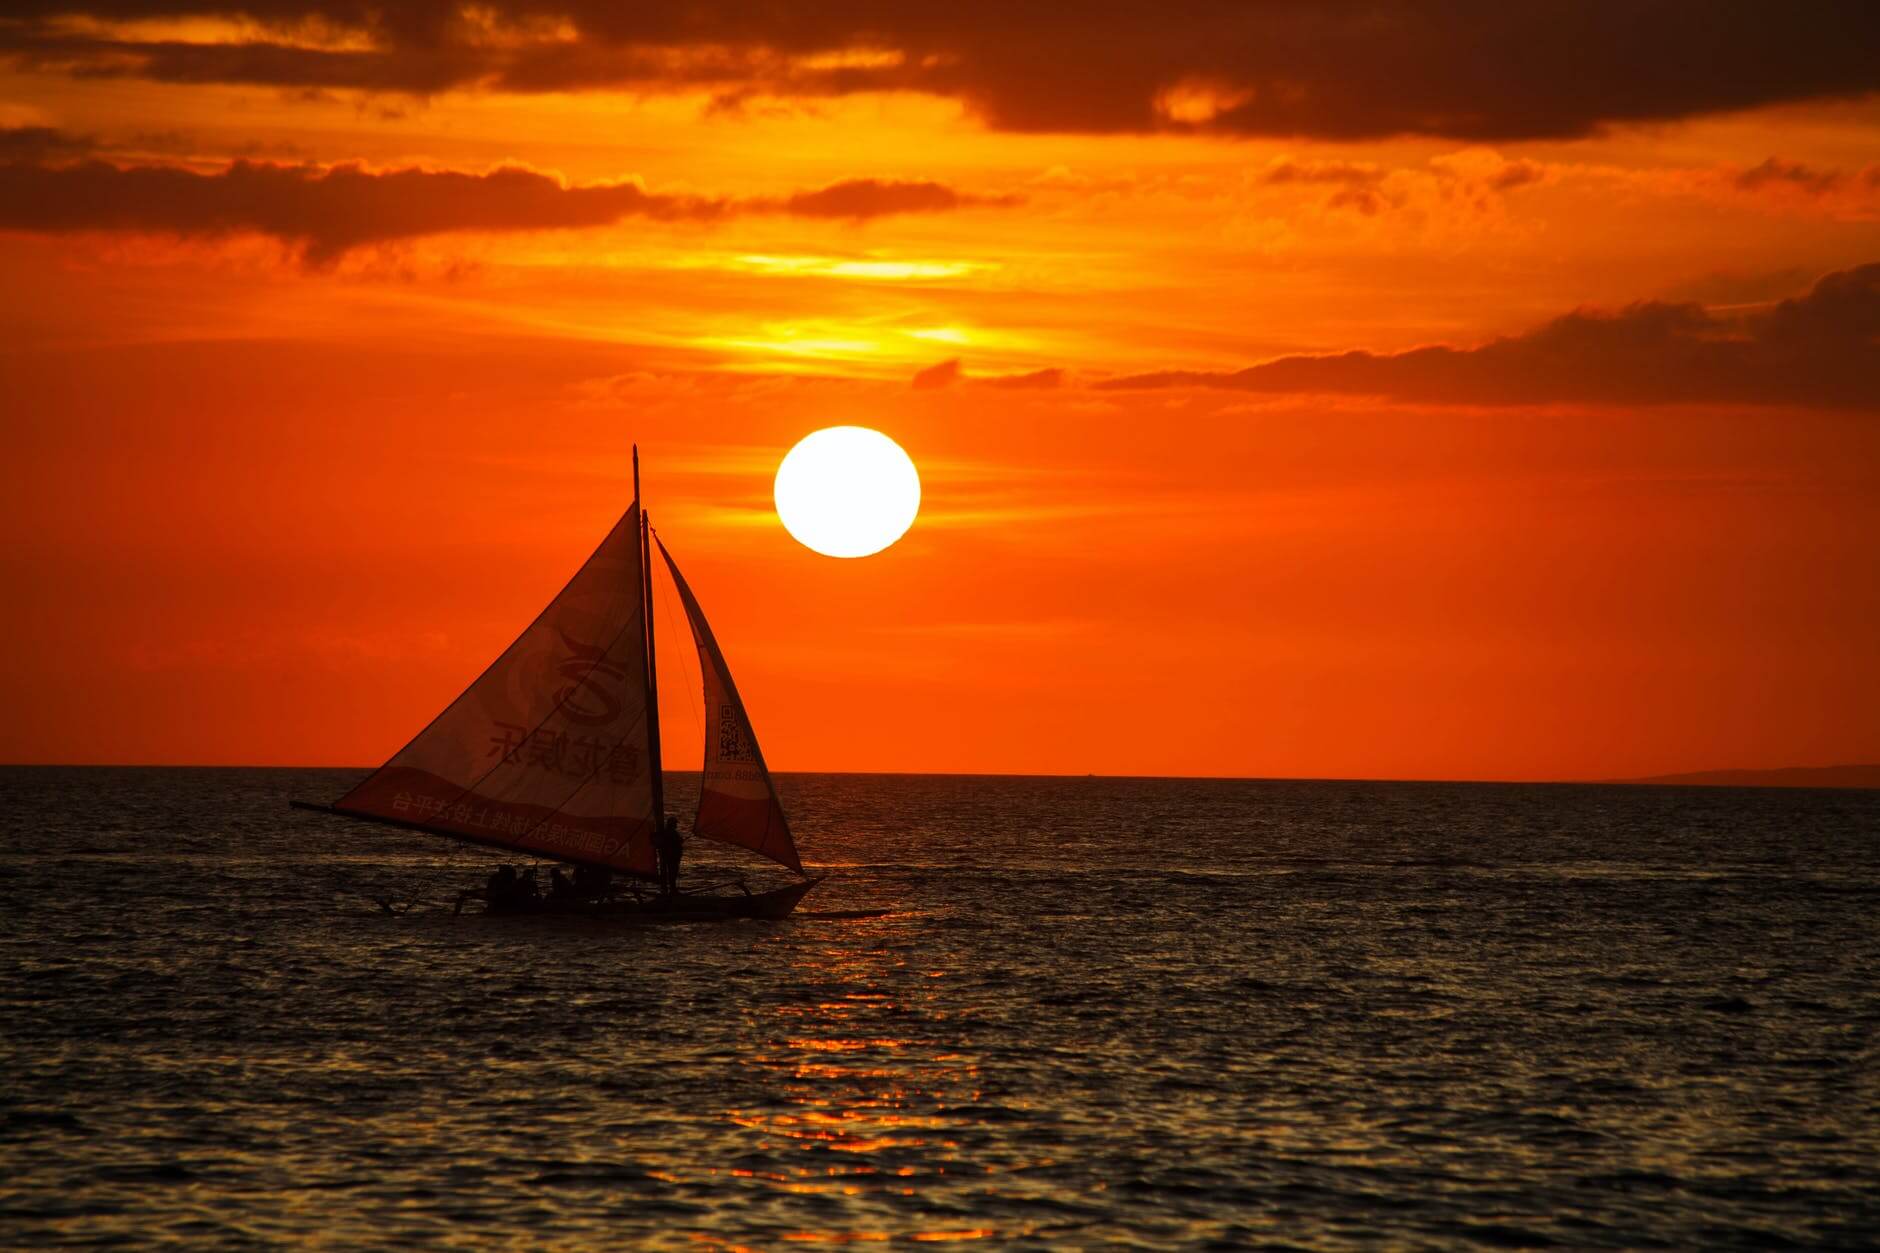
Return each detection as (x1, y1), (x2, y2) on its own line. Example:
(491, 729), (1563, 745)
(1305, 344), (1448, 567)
(1098, 264), (1880, 410)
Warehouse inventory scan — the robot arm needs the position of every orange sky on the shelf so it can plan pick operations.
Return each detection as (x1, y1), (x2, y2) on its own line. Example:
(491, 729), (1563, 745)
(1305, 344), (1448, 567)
(2, 3), (1877, 779)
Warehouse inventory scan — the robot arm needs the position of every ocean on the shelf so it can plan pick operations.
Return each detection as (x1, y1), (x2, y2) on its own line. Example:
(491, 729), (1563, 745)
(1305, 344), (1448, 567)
(2, 768), (1876, 1248)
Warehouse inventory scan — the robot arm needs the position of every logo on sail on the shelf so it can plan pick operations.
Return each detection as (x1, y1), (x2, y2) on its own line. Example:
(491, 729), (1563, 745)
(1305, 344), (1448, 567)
(716, 702), (752, 761)
(552, 630), (627, 727)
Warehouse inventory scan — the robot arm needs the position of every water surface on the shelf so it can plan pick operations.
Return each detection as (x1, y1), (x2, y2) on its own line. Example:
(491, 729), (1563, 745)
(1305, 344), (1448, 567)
(3, 768), (1877, 1247)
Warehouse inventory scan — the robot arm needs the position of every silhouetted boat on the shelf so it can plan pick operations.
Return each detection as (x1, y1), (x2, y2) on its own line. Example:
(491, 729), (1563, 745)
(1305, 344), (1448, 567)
(293, 448), (820, 919)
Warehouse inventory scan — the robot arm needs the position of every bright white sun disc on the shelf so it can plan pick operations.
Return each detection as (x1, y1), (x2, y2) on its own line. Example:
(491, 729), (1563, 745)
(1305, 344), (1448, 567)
(774, 427), (921, 558)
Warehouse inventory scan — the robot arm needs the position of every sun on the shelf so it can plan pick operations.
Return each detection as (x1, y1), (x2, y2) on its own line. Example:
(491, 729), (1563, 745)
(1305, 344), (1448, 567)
(774, 427), (921, 558)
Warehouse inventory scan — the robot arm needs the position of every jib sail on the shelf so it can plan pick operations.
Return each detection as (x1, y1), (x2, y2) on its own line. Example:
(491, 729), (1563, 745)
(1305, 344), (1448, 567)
(656, 535), (803, 875)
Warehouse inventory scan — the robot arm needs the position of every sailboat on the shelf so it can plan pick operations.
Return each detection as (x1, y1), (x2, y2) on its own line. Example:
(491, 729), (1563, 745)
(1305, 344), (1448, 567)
(292, 449), (822, 920)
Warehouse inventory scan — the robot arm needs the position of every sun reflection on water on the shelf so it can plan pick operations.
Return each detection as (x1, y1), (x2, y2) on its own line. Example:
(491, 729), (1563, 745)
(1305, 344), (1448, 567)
(678, 935), (1016, 1237)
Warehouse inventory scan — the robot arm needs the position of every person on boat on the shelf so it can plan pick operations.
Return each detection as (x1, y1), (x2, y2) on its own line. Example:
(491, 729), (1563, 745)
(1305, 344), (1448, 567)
(573, 863), (611, 901)
(466, 864), (520, 914)
(455, 865), (504, 916)
(655, 815), (684, 897)
(516, 866), (541, 907)
(549, 866), (574, 902)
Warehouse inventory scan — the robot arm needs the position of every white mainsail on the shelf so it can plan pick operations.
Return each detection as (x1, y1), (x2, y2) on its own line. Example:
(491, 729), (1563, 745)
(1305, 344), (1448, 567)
(333, 503), (660, 876)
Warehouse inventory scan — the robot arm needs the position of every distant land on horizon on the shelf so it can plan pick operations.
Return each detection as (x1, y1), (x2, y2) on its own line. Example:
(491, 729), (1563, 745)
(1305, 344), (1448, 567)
(1609, 764), (1880, 790)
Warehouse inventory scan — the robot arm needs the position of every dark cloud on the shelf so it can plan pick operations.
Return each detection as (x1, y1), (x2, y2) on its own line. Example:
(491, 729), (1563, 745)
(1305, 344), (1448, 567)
(0, 125), (94, 157)
(1099, 264), (1880, 410)
(781, 179), (1018, 219)
(0, 159), (1013, 263)
(911, 358), (961, 390)
(1737, 157), (1838, 195)
(3, 2), (1876, 140)
(911, 360), (1064, 390)
(1734, 156), (1880, 197)
(1483, 160), (1545, 192)
(1258, 159), (1388, 214)
(0, 158), (724, 264)
(1259, 159), (1382, 188)
(1255, 151), (1545, 217)
(1661, 267), (1818, 306)
(980, 367), (1063, 390)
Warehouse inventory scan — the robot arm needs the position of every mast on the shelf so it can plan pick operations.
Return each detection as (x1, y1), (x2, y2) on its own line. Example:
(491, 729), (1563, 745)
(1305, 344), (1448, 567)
(635, 445), (666, 825)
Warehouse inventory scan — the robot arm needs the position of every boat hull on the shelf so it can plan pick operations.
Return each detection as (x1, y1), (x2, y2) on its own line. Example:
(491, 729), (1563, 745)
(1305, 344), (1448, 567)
(489, 875), (826, 921)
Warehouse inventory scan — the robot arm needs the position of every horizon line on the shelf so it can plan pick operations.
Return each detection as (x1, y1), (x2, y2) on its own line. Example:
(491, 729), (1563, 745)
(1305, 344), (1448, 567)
(2, 762), (1875, 790)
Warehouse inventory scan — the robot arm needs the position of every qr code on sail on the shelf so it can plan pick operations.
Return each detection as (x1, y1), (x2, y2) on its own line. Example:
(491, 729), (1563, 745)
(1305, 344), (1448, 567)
(717, 703), (750, 761)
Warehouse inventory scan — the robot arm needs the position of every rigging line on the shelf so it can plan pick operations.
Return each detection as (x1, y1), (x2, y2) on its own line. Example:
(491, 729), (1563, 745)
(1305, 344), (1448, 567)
(429, 618), (650, 844)
(320, 511), (659, 868)
(336, 505), (641, 810)
(655, 557), (707, 837)
(424, 543), (649, 808)
(411, 840), (501, 913)
(386, 524), (660, 849)
(484, 573), (699, 857)
(656, 547), (704, 751)
(494, 704), (655, 859)
(331, 605), (655, 868)
(647, 526), (704, 738)
(493, 532), (682, 852)
(427, 839), (478, 899)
